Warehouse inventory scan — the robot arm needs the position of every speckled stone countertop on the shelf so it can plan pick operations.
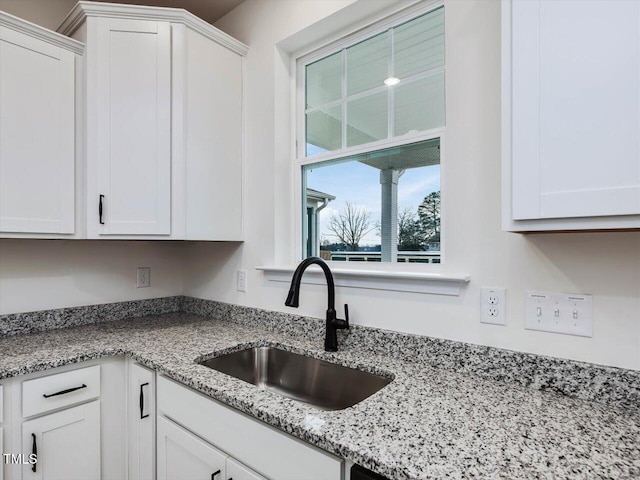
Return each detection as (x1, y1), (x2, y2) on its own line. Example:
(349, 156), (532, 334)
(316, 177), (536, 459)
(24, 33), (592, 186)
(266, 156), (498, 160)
(1, 312), (639, 480)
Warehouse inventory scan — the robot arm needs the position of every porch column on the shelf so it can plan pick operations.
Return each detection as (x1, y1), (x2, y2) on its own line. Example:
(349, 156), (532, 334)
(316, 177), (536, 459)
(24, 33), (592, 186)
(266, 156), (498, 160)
(380, 169), (399, 262)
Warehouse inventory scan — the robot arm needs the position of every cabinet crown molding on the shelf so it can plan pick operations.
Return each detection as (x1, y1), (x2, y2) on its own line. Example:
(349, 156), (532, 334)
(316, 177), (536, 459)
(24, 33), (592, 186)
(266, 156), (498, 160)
(0, 11), (84, 54)
(56, 1), (248, 56)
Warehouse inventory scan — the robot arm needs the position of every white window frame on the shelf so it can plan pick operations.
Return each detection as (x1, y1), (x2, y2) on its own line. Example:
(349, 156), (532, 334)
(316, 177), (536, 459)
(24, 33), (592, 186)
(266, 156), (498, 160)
(294, 0), (447, 268)
(255, 0), (471, 296)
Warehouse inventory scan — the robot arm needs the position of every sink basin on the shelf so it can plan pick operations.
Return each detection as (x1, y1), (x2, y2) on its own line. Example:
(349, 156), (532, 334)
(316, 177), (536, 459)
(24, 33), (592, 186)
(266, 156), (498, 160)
(198, 346), (392, 410)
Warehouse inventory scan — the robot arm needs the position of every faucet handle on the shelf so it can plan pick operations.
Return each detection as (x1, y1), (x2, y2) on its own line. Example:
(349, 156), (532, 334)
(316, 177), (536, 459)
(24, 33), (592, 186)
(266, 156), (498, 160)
(343, 304), (350, 329)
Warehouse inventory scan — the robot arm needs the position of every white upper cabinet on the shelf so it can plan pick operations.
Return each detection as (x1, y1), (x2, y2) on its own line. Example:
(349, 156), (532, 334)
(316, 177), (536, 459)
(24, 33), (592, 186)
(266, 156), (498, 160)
(92, 18), (172, 236)
(502, 0), (640, 231)
(180, 26), (244, 241)
(58, 2), (247, 240)
(0, 13), (82, 236)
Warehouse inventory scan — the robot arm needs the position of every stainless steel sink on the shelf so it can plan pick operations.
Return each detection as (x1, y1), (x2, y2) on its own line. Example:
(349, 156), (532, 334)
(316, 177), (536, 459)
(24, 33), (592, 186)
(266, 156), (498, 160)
(198, 346), (392, 410)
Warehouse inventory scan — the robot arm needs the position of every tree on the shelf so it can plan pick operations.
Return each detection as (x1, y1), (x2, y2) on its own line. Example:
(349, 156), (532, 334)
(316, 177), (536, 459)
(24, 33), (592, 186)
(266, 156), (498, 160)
(397, 208), (424, 251)
(327, 202), (374, 251)
(417, 191), (441, 242)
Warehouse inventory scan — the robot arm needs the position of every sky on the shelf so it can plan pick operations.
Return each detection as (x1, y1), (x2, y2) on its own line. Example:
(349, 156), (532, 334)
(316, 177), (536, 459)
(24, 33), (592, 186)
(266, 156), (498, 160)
(305, 153), (440, 246)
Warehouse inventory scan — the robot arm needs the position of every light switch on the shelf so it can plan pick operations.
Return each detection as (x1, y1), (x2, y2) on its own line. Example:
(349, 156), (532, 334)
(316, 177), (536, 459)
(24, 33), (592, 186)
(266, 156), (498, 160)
(525, 291), (592, 337)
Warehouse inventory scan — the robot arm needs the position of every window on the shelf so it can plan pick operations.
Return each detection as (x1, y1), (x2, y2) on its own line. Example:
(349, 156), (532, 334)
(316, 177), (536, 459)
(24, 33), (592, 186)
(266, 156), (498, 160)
(298, 4), (445, 264)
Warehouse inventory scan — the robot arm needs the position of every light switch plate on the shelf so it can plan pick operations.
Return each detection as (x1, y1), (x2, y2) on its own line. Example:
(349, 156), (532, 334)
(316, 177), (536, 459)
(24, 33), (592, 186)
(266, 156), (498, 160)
(525, 291), (592, 337)
(237, 269), (247, 292)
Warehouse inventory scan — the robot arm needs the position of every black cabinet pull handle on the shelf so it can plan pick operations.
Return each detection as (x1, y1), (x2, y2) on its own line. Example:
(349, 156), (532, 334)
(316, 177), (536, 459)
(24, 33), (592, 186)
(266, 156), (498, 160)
(99, 194), (105, 224)
(31, 433), (37, 472)
(43, 383), (87, 398)
(211, 470), (221, 480)
(139, 382), (149, 419)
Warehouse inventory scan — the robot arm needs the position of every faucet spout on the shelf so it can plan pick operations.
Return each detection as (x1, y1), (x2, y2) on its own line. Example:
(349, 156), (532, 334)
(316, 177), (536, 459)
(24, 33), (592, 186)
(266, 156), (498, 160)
(284, 257), (348, 351)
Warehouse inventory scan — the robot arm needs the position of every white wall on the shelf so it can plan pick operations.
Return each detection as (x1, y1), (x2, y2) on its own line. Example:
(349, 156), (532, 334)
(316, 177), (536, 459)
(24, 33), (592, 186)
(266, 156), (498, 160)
(0, 1), (186, 316)
(1, 0), (638, 371)
(183, 0), (640, 371)
(0, 0), (77, 30)
(0, 240), (184, 314)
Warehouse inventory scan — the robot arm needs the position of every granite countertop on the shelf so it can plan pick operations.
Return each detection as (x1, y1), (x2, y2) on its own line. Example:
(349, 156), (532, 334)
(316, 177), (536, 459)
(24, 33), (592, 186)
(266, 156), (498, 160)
(1, 311), (639, 480)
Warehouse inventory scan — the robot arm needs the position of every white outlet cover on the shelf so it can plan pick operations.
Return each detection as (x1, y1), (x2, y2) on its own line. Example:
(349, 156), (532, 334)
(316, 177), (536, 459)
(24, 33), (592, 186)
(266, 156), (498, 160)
(136, 267), (150, 288)
(481, 287), (506, 325)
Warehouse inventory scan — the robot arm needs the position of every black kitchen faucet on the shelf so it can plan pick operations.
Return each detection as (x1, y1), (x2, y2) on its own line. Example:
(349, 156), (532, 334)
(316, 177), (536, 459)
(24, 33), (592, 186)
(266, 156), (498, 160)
(285, 256), (349, 352)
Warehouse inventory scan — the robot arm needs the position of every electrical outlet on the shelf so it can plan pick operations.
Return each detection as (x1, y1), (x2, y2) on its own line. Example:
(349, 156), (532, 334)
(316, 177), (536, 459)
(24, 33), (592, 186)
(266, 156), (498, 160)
(136, 267), (150, 288)
(481, 287), (506, 325)
(237, 269), (247, 292)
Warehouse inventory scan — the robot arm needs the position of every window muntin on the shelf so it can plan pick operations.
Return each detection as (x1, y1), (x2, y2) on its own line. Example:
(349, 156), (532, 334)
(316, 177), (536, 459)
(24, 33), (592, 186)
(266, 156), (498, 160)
(304, 6), (445, 157)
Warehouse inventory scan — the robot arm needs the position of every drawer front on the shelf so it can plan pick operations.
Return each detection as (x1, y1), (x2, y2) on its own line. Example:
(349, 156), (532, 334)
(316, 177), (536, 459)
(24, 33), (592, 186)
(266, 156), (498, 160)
(158, 376), (343, 480)
(22, 365), (100, 418)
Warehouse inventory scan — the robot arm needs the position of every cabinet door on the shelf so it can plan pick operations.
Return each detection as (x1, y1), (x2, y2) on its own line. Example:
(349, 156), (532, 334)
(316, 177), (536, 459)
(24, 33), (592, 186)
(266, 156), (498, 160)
(0, 26), (75, 234)
(182, 28), (243, 240)
(0, 426), (3, 480)
(509, 0), (640, 220)
(92, 18), (171, 235)
(226, 458), (266, 480)
(128, 363), (155, 480)
(157, 416), (226, 480)
(22, 400), (100, 480)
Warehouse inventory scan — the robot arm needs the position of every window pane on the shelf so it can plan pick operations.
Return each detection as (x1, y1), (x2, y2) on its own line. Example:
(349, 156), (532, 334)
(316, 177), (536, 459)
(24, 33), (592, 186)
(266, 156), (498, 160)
(303, 139), (441, 263)
(394, 74), (445, 136)
(347, 91), (388, 147)
(306, 105), (342, 155)
(394, 8), (444, 79)
(306, 52), (342, 109)
(347, 31), (389, 95)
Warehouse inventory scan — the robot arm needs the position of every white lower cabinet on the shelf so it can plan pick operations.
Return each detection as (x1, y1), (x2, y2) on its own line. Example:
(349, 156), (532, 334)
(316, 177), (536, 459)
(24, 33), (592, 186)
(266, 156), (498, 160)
(1, 426), (4, 480)
(0, 358), (127, 480)
(157, 376), (343, 480)
(157, 416), (226, 480)
(128, 362), (155, 480)
(157, 417), (266, 480)
(226, 458), (266, 480)
(22, 400), (100, 480)
(2, 360), (346, 480)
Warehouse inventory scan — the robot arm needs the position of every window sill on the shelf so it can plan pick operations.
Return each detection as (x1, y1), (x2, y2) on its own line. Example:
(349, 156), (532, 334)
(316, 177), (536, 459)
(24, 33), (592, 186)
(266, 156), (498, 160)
(255, 266), (470, 296)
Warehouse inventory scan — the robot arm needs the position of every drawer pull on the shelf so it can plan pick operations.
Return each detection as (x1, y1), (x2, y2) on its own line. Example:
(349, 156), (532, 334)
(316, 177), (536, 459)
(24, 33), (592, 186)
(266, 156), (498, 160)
(139, 382), (149, 419)
(31, 433), (37, 472)
(211, 470), (221, 480)
(43, 383), (87, 398)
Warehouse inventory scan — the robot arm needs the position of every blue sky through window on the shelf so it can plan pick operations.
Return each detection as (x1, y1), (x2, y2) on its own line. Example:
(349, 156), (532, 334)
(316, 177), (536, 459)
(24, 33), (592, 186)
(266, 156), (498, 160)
(305, 143), (440, 246)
